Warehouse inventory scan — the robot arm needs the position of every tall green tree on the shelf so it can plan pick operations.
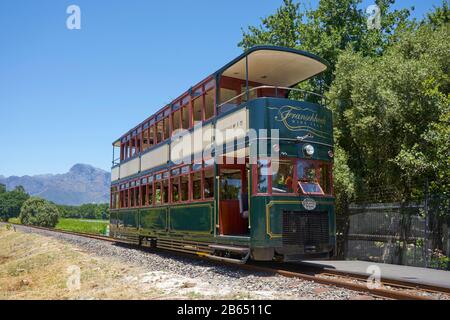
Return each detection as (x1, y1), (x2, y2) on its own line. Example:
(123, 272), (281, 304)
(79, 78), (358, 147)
(424, 0), (449, 28)
(240, 1), (449, 216)
(239, 0), (413, 90)
(0, 186), (30, 222)
(328, 24), (449, 200)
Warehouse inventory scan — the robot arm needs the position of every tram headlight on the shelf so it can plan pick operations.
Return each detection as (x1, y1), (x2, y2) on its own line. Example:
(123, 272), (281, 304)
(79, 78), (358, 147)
(303, 144), (315, 157)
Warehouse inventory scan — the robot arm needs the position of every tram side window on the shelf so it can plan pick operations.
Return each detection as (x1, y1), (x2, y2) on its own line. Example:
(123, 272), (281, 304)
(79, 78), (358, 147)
(136, 134), (141, 154)
(110, 188), (115, 209)
(134, 186), (140, 207)
(119, 190), (124, 208)
(272, 161), (294, 194)
(112, 191), (119, 210)
(172, 109), (181, 133)
(142, 128), (149, 150)
(124, 189), (129, 208)
(192, 172), (202, 200)
(181, 175), (189, 201)
(204, 90), (215, 120)
(130, 137), (137, 157)
(204, 168), (214, 199)
(147, 180), (154, 206)
(156, 121), (164, 143)
(164, 117), (170, 140)
(130, 187), (135, 207)
(193, 97), (203, 125)
(110, 192), (114, 209)
(121, 143), (127, 160)
(155, 182), (162, 205)
(171, 177), (180, 203)
(182, 104), (190, 129)
(149, 125), (155, 146)
(141, 184), (147, 206)
(257, 160), (270, 193)
(162, 179), (169, 204)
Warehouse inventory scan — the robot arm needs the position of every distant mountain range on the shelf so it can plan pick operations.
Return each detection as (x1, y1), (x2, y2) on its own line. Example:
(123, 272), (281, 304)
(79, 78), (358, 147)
(0, 164), (111, 206)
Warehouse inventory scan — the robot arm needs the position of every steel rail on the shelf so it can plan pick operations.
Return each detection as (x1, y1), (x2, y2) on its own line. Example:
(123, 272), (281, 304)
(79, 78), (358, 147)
(5, 222), (450, 300)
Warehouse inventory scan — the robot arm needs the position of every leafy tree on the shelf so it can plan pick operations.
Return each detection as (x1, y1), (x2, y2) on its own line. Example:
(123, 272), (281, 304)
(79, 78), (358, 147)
(328, 24), (449, 200)
(240, 1), (448, 194)
(424, 0), (449, 28)
(19, 197), (60, 228)
(0, 184), (5, 194)
(239, 0), (413, 91)
(0, 186), (30, 222)
(57, 203), (110, 220)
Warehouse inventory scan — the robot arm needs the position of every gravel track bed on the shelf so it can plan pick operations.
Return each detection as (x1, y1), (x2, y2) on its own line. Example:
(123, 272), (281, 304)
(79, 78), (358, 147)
(10, 224), (377, 300)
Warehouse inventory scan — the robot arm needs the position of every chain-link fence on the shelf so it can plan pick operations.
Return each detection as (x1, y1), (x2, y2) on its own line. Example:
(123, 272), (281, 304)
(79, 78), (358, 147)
(336, 191), (450, 270)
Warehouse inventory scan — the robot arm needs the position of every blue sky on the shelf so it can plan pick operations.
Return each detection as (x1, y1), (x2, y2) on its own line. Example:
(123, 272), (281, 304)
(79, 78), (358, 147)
(0, 0), (443, 176)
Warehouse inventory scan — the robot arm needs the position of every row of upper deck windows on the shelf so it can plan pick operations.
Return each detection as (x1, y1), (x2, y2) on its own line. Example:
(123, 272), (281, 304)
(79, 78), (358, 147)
(110, 161), (214, 209)
(119, 77), (286, 161)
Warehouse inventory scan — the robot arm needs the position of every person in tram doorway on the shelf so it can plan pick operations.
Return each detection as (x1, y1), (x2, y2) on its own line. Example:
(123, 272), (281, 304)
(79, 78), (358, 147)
(285, 175), (293, 192)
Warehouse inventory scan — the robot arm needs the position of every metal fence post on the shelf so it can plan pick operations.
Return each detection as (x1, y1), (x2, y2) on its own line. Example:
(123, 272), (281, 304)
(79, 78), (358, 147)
(424, 178), (430, 268)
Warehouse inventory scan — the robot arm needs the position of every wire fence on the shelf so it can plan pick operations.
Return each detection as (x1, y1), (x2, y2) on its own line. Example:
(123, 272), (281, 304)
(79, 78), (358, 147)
(336, 190), (450, 270)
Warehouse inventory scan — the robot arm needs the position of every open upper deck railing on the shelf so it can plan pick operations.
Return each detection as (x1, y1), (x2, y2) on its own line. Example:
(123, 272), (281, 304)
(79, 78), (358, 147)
(218, 85), (327, 114)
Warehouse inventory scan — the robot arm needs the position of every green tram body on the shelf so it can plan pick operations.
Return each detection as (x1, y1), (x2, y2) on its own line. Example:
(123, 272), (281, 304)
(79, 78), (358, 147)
(109, 46), (335, 263)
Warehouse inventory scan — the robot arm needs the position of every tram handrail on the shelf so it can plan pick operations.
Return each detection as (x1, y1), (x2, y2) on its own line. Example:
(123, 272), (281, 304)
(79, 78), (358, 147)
(112, 157), (121, 166)
(217, 85), (326, 110)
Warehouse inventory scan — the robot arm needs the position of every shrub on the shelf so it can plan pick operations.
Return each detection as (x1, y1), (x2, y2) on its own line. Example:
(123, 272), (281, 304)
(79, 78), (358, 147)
(19, 197), (59, 228)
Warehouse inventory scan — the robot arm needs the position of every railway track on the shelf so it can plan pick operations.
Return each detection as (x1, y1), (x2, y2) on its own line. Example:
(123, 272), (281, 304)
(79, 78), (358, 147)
(5, 222), (450, 300)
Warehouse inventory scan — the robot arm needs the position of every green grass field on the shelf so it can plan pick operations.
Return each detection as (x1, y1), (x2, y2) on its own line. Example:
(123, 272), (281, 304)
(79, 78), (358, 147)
(8, 218), (109, 235)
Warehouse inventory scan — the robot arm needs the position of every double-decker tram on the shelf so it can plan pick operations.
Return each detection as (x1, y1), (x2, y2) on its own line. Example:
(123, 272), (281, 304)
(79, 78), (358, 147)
(110, 46), (335, 263)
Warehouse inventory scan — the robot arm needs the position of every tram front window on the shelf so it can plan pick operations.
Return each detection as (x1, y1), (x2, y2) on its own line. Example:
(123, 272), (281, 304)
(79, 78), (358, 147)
(297, 160), (330, 195)
(272, 161), (294, 194)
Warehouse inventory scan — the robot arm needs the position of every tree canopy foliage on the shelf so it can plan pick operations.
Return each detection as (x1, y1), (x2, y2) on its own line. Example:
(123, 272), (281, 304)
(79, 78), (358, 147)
(239, 0), (449, 212)
(57, 203), (110, 220)
(19, 197), (60, 228)
(0, 185), (30, 222)
(329, 24), (449, 201)
(239, 0), (413, 91)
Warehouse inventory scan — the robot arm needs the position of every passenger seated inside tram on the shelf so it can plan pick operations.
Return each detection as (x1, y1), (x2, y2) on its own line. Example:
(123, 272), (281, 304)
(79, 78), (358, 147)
(297, 160), (325, 195)
(272, 161), (294, 193)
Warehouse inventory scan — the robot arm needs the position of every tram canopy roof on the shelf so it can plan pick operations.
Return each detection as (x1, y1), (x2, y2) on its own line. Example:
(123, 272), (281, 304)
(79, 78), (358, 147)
(217, 46), (329, 87)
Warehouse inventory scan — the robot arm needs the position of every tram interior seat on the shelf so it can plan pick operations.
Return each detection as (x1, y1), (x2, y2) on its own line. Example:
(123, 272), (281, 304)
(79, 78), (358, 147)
(239, 193), (249, 219)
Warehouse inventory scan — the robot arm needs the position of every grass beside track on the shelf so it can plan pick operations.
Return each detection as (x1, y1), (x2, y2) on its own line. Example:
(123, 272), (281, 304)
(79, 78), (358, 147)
(8, 218), (109, 235)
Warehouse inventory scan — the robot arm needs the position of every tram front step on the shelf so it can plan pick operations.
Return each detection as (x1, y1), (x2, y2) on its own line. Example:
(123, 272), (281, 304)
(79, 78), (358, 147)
(208, 244), (250, 254)
(205, 252), (250, 265)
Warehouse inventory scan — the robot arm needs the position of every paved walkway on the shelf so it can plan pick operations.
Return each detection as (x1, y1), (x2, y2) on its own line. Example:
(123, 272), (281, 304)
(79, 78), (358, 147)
(299, 260), (450, 289)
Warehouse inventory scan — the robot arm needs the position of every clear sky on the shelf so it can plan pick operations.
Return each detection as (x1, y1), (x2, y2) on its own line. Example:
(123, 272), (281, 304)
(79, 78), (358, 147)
(0, 0), (443, 176)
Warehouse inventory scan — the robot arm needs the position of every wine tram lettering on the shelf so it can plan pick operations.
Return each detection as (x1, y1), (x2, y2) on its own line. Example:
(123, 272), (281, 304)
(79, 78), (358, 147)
(270, 105), (331, 139)
(109, 46), (336, 263)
